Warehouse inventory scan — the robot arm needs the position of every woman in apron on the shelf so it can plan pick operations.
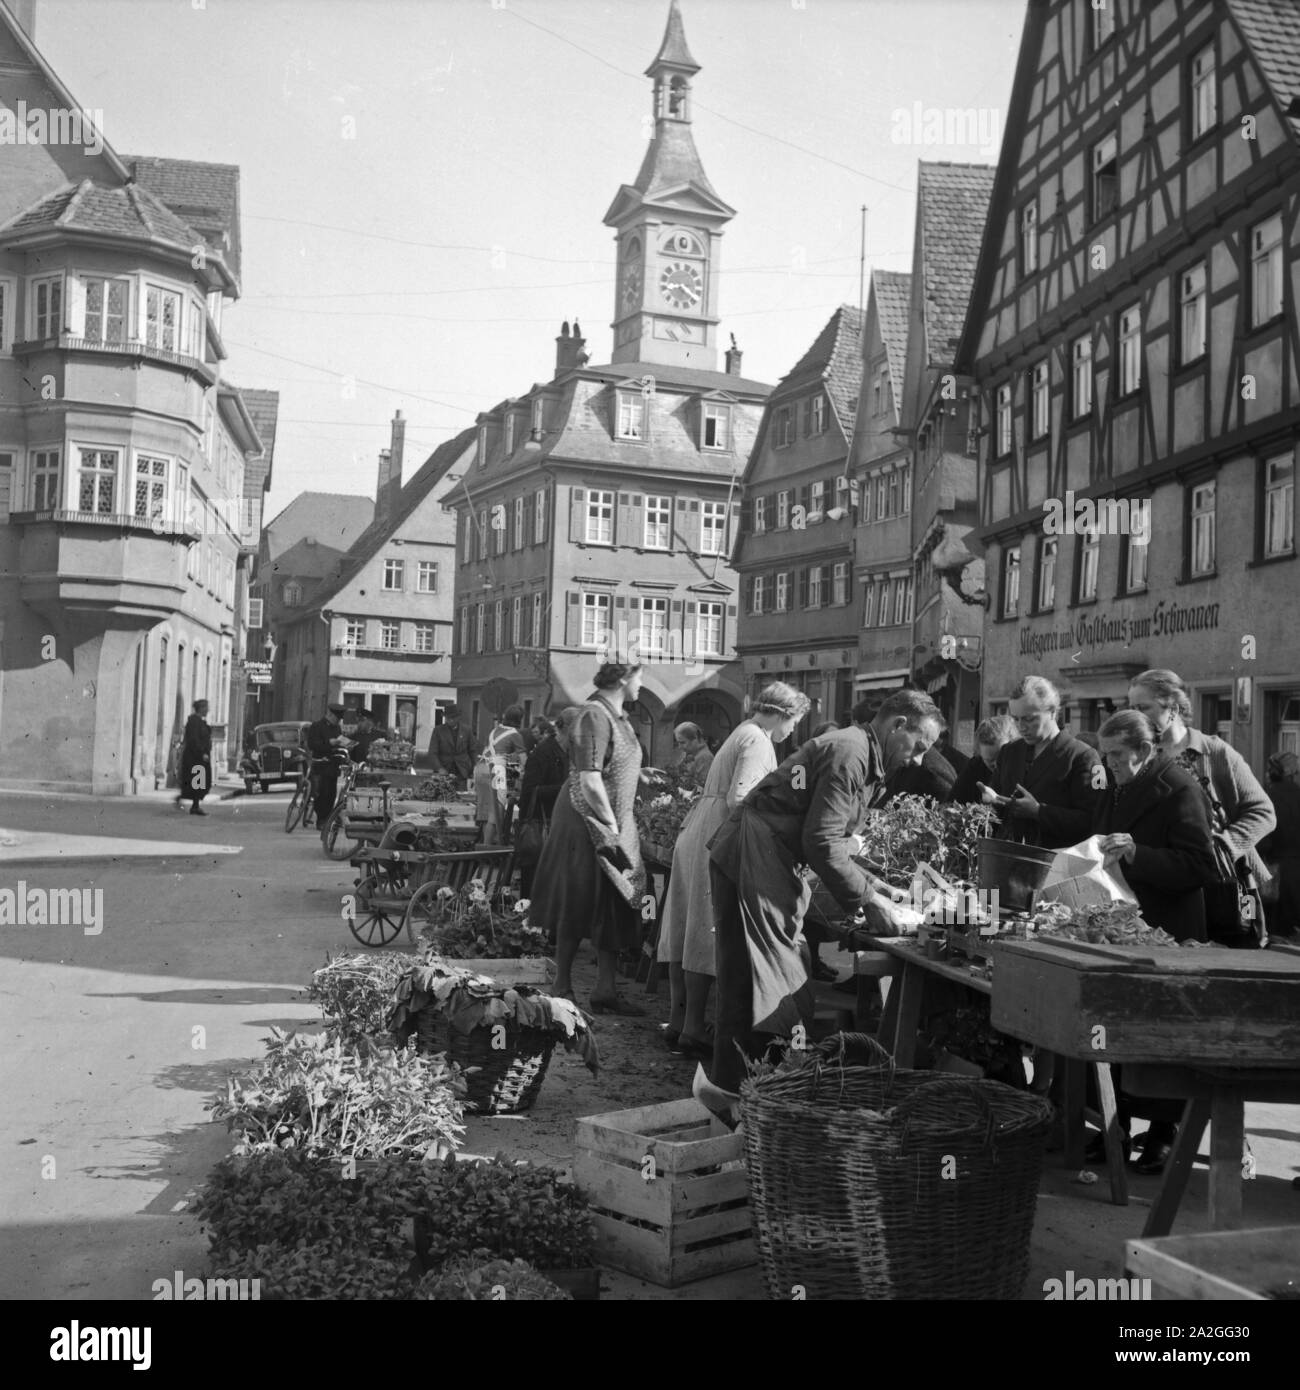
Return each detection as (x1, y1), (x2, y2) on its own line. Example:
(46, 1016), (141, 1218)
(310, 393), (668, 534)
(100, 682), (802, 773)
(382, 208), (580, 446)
(473, 705), (526, 845)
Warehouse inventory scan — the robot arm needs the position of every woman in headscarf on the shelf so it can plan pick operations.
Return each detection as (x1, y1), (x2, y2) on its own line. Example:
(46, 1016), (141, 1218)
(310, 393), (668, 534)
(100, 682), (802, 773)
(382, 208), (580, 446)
(658, 683), (810, 1058)
(529, 664), (647, 1013)
(178, 700), (212, 816)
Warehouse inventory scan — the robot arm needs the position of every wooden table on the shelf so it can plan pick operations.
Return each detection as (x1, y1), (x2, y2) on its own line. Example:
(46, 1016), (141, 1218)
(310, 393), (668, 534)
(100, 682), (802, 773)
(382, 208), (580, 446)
(857, 935), (1131, 1206)
(991, 938), (1300, 1236)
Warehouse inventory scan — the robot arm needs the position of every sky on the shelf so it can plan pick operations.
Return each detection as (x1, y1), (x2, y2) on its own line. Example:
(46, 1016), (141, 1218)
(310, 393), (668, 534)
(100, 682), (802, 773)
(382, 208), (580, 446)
(34, 0), (1027, 518)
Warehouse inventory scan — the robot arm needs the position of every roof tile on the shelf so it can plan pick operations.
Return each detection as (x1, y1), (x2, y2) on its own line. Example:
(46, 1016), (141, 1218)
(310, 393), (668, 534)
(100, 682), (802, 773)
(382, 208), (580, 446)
(917, 161), (996, 357)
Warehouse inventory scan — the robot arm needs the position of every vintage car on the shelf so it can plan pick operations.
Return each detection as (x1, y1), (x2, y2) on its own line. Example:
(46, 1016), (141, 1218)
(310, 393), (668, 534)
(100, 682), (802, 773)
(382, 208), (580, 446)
(242, 721), (312, 792)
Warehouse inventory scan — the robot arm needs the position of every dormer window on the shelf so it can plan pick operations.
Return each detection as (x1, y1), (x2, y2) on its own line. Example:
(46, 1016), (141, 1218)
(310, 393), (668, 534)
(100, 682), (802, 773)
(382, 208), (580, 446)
(805, 392), (827, 436)
(702, 403), (730, 450)
(531, 397), (545, 436)
(476, 425), (488, 468)
(616, 391), (646, 441)
(504, 413), (515, 455)
(283, 582), (301, 607)
(773, 406), (794, 448)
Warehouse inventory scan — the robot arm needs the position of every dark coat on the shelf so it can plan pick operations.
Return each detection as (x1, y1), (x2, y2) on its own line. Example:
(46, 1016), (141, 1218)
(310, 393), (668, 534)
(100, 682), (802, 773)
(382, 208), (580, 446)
(942, 743), (971, 774)
(951, 754), (998, 805)
(883, 747), (957, 804)
(1092, 752), (1219, 942)
(711, 724), (888, 910)
(993, 730), (1104, 849)
(180, 714), (211, 801)
(306, 716), (344, 762)
(519, 735), (567, 820)
(427, 721), (478, 779)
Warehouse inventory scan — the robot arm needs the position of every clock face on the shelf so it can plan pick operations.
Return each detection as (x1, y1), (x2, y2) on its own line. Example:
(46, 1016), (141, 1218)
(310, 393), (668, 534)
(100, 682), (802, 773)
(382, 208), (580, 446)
(659, 261), (703, 310)
(622, 265), (643, 309)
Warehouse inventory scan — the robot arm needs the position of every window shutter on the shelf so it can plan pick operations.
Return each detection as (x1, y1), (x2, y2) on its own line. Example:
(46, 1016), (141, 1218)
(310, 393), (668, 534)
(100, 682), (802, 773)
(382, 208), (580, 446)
(687, 499), (702, 553)
(565, 591), (580, 646)
(630, 493), (645, 546)
(523, 493), (534, 546)
(246, 596), (263, 629)
(616, 493), (633, 545)
(684, 600), (697, 658)
(821, 565), (832, 607)
(800, 483), (811, 513)
(799, 568), (809, 609)
(730, 501), (740, 549)
(740, 499), (752, 534)
(569, 486), (585, 542)
(671, 597), (684, 647)
(673, 496), (688, 548)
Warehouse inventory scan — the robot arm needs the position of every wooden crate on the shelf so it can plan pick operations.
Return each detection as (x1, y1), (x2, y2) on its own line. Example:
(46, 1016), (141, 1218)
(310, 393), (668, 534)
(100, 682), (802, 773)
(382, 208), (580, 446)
(990, 938), (1300, 1065)
(573, 1098), (755, 1287)
(1125, 1225), (1300, 1300)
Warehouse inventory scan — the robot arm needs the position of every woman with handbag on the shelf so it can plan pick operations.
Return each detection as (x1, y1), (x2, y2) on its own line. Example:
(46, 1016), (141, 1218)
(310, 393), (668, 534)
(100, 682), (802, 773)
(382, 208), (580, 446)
(1093, 709), (1220, 1174)
(528, 663), (648, 1013)
(1127, 670), (1276, 947)
(515, 708), (578, 899)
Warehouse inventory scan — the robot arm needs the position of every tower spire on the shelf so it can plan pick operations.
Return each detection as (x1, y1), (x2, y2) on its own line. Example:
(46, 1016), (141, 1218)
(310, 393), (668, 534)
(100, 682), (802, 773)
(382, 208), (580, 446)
(647, 0), (700, 79)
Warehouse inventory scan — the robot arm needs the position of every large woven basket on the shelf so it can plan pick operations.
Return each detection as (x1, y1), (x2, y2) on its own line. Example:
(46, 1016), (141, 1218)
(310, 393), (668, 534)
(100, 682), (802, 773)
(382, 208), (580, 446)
(415, 1007), (555, 1116)
(740, 1033), (1052, 1300)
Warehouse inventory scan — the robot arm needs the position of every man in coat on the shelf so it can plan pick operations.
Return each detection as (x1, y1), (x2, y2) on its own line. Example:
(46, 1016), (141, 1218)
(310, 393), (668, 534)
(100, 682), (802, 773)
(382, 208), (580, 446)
(427, 707), (478, 782)
(306, 703), (351, 825)
(699, 689), (944, 1111)
(981, 675), (1104, 849)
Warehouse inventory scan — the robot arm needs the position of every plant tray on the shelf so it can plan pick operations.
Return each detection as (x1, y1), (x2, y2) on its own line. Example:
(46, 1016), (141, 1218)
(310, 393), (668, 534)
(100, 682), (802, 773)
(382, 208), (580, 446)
(1125, 1225), (1300, 1300)
(573, 1098), (755, 1288)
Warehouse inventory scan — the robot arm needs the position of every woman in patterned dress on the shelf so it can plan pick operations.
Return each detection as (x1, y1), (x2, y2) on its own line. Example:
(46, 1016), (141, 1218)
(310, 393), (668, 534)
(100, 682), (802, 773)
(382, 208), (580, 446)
(658, 683), (810, 1058)
(529, 663), (648, 1013)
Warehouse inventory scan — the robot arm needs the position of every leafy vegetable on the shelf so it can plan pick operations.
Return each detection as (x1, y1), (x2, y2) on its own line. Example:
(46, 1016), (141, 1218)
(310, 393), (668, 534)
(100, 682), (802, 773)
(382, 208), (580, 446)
(417, 882), (548, 960)
(413, 1253), (572, 1301)
(857, 795), (996, 886)
(307, 951), (411, 1046)
(207, 1029), (465, 1160)
(388, 961), (599, 1074)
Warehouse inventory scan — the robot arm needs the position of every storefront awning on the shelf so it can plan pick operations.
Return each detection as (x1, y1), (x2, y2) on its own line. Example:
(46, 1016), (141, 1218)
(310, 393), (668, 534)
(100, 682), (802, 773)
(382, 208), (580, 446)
(853, 668), (910, 692)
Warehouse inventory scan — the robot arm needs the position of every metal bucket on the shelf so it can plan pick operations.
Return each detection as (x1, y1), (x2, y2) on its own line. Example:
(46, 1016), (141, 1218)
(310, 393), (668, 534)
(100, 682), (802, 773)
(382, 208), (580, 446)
(975, 837), (1057, 914)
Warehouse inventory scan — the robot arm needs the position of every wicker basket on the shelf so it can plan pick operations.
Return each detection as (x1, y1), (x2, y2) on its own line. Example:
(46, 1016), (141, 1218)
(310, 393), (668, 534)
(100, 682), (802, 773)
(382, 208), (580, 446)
(740, 1032), (1052, 1301)
(415, 1007), (555, 1115)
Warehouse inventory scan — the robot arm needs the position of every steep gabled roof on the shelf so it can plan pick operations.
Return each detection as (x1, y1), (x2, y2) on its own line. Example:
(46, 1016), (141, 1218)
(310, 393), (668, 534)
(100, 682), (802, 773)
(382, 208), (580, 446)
(873, 270), (912, 407)
(123, 155), (242, 285)
(1224, 0), (1300, 141)
(338, 428), (473, 573)
(234, 387), (280, 463)
(263, 491), (375, 561)
(916, 162), (997, 362)
(769, 304), (865, 434)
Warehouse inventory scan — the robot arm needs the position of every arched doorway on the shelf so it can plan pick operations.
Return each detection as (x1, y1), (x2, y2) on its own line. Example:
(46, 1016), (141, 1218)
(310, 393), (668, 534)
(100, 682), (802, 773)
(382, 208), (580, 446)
(674, 692), (735, 754)
(626, 687), (665, 767)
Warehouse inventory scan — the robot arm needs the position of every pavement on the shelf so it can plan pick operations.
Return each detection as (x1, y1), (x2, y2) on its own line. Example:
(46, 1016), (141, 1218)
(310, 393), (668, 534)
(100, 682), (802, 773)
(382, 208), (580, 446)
(0, 787), (1296, 1302)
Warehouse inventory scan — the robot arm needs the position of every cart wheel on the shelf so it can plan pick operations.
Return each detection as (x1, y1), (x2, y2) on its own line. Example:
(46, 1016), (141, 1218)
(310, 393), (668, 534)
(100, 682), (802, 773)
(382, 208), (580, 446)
(348, 873), (404, 947)
(284, 783), (307, 832)
(403, 879), (447, 946)
(322, 807), (360, 861)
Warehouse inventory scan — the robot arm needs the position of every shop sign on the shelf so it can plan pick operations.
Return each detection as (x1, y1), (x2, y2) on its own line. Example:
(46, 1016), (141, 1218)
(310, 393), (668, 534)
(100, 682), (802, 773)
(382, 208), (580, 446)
(1016, 599), (1221, 662)
(341, 681), (421, 694)
(244, 661), (273, 685)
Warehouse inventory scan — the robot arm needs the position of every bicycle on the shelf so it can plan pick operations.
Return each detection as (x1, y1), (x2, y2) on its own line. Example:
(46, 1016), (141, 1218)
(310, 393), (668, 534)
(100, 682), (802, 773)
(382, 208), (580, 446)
(285, 756), (344, 833)
(320, 760), (369, 860)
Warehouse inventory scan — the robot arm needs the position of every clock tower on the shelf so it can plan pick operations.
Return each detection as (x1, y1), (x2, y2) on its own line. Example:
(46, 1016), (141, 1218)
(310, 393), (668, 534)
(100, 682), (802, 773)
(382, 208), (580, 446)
(604, 1), (736, 371)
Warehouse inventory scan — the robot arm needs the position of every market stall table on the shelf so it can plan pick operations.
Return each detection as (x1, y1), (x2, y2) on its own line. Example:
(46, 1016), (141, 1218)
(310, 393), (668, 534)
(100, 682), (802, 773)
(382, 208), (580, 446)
(855, 935), (1130, 1206)
(991, 938), (1300, 1236)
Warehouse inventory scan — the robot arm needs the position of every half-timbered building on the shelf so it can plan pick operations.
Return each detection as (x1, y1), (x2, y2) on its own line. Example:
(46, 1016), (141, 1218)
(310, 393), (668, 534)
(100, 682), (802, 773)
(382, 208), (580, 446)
(958, 0), (1300, 762)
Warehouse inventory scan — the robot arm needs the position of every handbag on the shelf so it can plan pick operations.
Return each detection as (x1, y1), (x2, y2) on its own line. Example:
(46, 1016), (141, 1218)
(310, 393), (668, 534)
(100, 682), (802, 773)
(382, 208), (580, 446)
(514, 790), (546, 869)
(1186, 757), (1264, 947)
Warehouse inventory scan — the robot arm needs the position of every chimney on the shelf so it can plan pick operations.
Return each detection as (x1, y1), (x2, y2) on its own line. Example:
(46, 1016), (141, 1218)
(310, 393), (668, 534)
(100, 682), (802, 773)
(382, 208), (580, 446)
(374, 409), (405, 524)
(725, 334), (743, 377)
(8, 0), (35, 39)
(554, 318), (587, 378)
